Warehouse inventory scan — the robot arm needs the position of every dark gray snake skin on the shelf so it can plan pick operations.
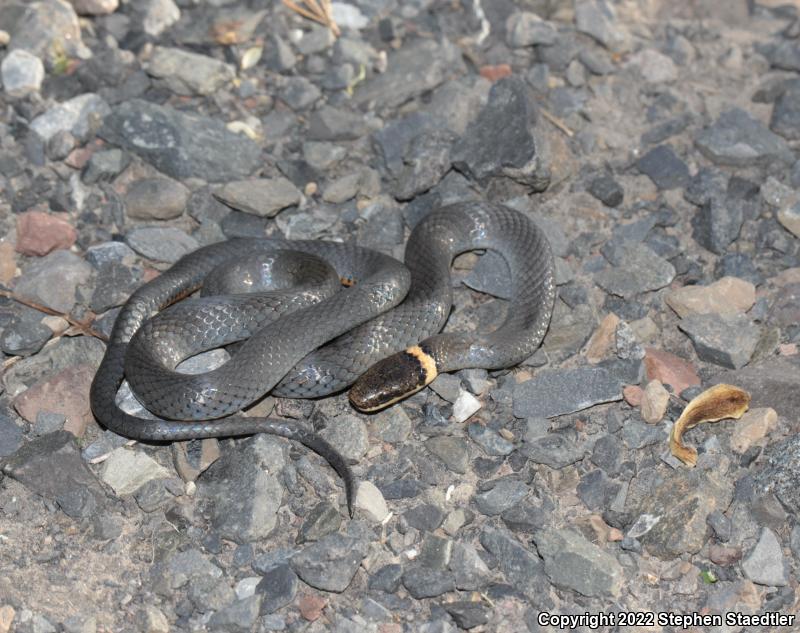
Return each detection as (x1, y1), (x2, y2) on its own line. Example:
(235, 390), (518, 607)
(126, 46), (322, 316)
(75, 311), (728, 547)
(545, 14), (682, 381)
(90, 202), (556, 514)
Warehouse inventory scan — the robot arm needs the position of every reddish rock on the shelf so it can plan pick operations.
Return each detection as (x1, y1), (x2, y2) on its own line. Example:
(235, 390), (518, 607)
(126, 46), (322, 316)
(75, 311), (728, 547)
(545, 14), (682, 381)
(479, 64), (512, 82)
(13, 363), (96, 437)
(709, 544), (742, 566)
(64, 146), (94, 170)
(15, 211), (77, 257)
(298, 593), (327, 621)
(644, 348), (700, 395)
(623, 385), (643, 407)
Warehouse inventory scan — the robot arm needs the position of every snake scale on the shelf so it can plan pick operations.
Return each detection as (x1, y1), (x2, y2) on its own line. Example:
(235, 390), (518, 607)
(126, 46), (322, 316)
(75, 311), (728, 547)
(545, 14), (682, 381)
(90, 202), (556, 514)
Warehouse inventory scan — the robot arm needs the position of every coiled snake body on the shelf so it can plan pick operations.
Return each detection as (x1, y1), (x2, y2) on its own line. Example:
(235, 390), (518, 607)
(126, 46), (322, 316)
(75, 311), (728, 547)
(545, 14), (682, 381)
(90, 202), (556, 514)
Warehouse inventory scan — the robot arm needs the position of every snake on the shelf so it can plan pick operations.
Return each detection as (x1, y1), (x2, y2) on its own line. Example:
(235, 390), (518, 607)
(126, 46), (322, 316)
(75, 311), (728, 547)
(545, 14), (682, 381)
(90, 202), (556, 515)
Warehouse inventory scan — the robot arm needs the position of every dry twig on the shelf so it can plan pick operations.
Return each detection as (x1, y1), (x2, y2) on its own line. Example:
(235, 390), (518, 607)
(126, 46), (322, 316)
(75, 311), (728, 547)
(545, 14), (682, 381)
(0, 289), (108, 342)
(281, 0), (340, 37)
(540, 108), (575, 138)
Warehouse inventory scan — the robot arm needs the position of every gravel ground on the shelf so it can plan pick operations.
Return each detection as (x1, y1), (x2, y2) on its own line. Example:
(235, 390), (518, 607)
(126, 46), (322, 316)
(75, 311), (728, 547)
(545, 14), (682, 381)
(1, 0), (800, 631)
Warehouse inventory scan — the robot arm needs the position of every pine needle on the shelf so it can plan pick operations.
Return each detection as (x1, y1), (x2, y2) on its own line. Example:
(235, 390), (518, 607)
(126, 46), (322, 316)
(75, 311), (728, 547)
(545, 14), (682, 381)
(282, 0), (340, 37)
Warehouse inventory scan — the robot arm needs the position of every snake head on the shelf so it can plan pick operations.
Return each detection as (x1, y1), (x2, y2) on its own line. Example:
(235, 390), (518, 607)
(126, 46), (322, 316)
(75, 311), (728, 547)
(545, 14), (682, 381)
(349, 345), (438, 412)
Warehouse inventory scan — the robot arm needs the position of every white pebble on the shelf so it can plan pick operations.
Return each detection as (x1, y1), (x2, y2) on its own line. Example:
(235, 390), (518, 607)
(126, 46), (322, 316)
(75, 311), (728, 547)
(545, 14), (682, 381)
(452, 390), (481, 423)
(355, 480), (389, 522)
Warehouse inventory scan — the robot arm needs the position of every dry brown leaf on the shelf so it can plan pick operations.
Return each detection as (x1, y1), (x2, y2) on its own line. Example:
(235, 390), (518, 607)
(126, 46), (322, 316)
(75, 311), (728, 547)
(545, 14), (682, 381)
(669, 383), (751, 466)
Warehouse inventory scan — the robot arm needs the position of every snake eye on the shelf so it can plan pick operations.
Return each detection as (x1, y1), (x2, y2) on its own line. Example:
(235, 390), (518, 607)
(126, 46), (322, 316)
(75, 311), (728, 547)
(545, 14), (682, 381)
(349, 346), (438, 412)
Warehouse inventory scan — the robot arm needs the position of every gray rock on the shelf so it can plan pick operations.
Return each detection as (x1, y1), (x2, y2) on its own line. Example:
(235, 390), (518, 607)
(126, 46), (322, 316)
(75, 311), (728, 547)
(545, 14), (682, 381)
(429, 374), (462, 402)
(369, 564), (403, 593)
(196, 441), (284, 543)
(451, 77), (537, 183)
(10, 0), (89, 65)
(395, 129), (456, 200)
(463, 250), (512, 299)
(714, 253), (762, 286)
(425, 436), (469, 474)
(134, 478), (175, 513)
(214, 178), (301, 218)
(577, 469), (621, 511)
(307, 105), (370, 141)
(85, 241), (137, 267)
(0, 312), (52, 356)
(587, 173), (624, 207)
(622, 419), (666, 449)
(82, 148), (129, 184)
(475, 479), (529, 516)
(759, 39), (800, 72)
(2, 431), (105, 518)
(522, 432), (585, 468)
(501, 500), (548, 533)
(14, 250), (92, 313)
(207, 595), (261, 632)
(3, 336), (105, 399)
(297, 501), (342, 544)
(695, 108), (794, 167)
(146, 46), (235, 96)
(691, 198), (743, 254)
(480, 527), (549, 603)
(369, 406), (412, 444)
(373, 112), (447, 177)
(32, 411), (65, 436)
(262, 33), (296, 72)
(678, 313), (760, 369)
(1, 49), (44, 97)
(594, 244), (675, 298)
(404, 503), (445, 532)
(442, 602), (489, 629)
(296, 26), (335, 55)
(302, 141), (347, 171)
(467, 423), (514, 456)
(354, 39), (462, 109)
(100, 99), (261, 182)
(322, 173), (360, 204)
(632, 469), (733, 559)
(449, 542), (491, 591)
(125, 227), (199, 263)
(319, 415), (368, 461)
(513, 366), (621, 418)
(591, 434), (623, 475)
(290, 532), (369, 592)
(136, 0), (180, 37)
(533, 527), (624, 597)
(574, 0), (630, 52)
(100, 447), (171, 496)
(401, 566), (455, 599)
(151, 548), (222, 595)
(416, 533), (453, 570)
(89, 262), (143, 314)
(30, 93), (110, 142)
(506, 12), (557, 47)
(684, 167), (728, 206)
(741, 528), (788, 586)
(125, 177), (189, 221)
(279, 76), (321, 110)
(636, 145), (690, 190)
(256, 564), (297, 614)
(0, 414), (24, 457)
(770, 83), (800, 141)
(752, 434), (800, 515)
